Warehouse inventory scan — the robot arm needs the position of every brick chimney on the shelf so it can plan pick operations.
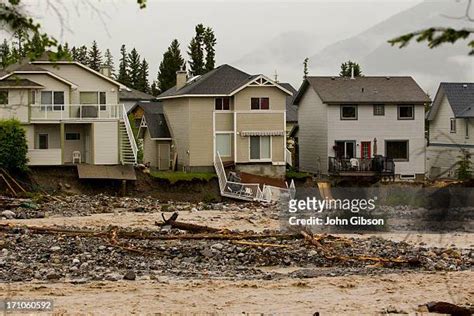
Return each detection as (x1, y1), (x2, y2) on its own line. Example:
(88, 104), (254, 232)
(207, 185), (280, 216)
(99, 65), (112, 78)
(176, 70), (187, 90)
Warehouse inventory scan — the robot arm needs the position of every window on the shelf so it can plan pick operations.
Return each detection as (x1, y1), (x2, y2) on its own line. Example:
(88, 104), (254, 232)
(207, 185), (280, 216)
(80, 91), (106, 110)
(0, 90), (8, 105)
(398, 105), (414, 120)
(40, 91), (64, 111)
(215, 97), (230, 111)
(340, 105), (357, 120)
(216, 134), (231, 157)
(386, 140), (409, 161)
(373, 104), (385, 116)
(250, 97), (270, 110)
(66, 133), (81, 140)
(334, 141), (356, 159)
(250, 136), (271, 160)
(99, 92), (106, 111)
(38, 134), (48, 149)
(450, 118), (456, 133)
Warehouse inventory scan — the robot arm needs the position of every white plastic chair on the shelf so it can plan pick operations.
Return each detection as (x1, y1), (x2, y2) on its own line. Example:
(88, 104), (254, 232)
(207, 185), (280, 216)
(72, 151), (81, 164)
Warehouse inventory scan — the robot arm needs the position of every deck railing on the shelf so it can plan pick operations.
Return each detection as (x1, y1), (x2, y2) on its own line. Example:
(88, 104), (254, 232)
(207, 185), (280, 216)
(30, 104), (123, 120)
(328, 156), (395, 175)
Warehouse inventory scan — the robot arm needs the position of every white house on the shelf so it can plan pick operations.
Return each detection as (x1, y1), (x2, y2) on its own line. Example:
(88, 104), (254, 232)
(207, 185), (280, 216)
(426, 82), (474, 179)
(0, 55), (137, 166)
(293, 76), (430, 180)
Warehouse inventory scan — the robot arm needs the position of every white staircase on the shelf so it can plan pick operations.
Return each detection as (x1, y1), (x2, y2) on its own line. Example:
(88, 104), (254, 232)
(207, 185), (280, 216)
(120, 105), (138, 165)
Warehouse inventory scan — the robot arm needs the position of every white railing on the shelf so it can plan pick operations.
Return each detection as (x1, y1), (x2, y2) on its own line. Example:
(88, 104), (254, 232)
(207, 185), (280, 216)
(30, 104), (123, 120)
(285, 148), (293, 166)
(121, 104), (138, 164)
(213, 151), (295, 203)
(27, 149), (62, 166)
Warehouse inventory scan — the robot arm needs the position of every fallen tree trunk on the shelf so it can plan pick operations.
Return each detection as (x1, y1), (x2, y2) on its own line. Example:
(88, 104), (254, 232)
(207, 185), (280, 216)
(156, 212), (224, 233)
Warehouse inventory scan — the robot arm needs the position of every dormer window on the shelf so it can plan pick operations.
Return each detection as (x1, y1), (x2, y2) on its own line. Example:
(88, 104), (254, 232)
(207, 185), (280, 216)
(215, 97), (230, 110)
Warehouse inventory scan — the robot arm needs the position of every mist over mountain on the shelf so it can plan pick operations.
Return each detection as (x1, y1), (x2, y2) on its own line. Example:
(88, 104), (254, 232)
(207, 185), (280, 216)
(235, 0), (473, 94)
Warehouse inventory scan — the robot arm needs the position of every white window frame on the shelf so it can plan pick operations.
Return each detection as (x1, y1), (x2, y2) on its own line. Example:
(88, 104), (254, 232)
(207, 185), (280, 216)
(450, 118), (456, 133)
(79, 91), (107, 111)
(215, 133), (232, 157)
(40, 91), (65, 112)
(249, 136), (272, 162)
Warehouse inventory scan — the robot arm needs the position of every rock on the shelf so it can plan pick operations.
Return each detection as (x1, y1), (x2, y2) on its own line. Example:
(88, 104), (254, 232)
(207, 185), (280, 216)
(72, 258), (80, 265)
(105, 273), (121, 281)
(46, 271), (61, 280)
(50, 246), (61, 252)
(123, 271), (136, 280)
(211, 243), (224, 251)
(1, 210), (15, 219)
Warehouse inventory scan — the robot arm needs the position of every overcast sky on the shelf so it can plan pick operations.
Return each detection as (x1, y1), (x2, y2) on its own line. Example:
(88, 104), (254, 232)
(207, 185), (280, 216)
(17, 0), (428, 84)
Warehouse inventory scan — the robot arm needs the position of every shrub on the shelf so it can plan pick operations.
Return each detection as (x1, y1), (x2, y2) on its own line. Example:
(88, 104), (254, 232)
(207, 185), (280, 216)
(0, 119), (28, 173)
(456, 148), (472, 181)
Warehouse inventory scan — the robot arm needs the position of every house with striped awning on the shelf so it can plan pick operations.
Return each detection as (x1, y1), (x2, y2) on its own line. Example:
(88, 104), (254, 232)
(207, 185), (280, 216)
(154, 64), (293, 177)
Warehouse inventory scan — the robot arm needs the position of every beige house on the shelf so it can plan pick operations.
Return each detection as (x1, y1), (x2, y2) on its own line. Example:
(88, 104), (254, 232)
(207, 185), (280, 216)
(293, 76), (430, 180)
(426, 83), (474, 179)
(0, 57), (137, 166)
(153, 64), (293, 177)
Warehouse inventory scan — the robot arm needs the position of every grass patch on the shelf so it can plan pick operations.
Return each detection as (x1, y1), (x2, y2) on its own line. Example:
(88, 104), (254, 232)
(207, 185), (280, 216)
(150, 171), (217, 184)
(286, 170), (311, 180)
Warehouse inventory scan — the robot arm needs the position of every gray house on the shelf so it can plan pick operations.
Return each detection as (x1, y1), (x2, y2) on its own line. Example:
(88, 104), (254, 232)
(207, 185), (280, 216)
(426, 83), (474, 179)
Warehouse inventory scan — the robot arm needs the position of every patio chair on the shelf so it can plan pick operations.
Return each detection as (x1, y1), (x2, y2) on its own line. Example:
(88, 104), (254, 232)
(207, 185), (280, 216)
(72, 151), (81, 164)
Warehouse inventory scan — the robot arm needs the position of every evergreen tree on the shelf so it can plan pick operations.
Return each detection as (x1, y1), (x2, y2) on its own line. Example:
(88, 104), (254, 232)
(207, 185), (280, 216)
(62, 43), (71, 57)
(303, 57), (309, 79)
(188, 24), (206, 76)
(137, 58), (150, 93)
(71, 46), (78, 61)
(128, 48), (141, 89)
(203, 27), (216, 72)
(0, 40), (11, 68)
(117, 44), (130, 86)
(88, 40), (102, 71)
(339, 60), (362, 77)
(150, 81), (159, 96)
(104, 49), (115, 76)
(12, 28), (27, 58)
(76, 45), (89, 65)
(157, 39), (185, 92)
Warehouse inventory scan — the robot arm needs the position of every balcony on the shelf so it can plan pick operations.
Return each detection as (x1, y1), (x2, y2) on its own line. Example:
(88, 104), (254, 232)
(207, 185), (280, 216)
(328, 156), (395, 177)
(30, 104), (123, 121)
(27, 149), (62, 166)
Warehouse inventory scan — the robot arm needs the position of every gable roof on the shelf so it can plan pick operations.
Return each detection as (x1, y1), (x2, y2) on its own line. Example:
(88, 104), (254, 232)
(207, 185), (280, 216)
(293, 76), (430, 105)
(0, 69), (77, 88)
(427, 83), (474, 120)
(280, 82), (298, 122)
(120, 87), (156, 101)
(157, 64), (292, 99)
(0, 78), (44, 88)
(137, 102), (171, 139)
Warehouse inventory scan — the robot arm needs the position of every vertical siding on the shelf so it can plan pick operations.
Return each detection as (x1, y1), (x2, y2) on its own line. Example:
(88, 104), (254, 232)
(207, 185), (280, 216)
(163, 98), (190, 168)
(93, 121), (118, 164)
(298, 88), (328, 174)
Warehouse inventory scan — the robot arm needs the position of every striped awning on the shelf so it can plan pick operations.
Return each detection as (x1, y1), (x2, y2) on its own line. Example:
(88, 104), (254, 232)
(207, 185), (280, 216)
(240, 130), (285, 136)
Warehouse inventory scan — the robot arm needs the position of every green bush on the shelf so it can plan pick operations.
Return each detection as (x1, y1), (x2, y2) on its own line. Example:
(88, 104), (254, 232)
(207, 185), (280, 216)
(0, 119), (28, 172)
(456, 148), (472, 181)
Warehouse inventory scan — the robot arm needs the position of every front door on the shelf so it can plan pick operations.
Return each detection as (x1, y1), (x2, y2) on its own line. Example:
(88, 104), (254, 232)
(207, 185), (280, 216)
(361, 141), (371, 159)
(158, 143), (170, 170)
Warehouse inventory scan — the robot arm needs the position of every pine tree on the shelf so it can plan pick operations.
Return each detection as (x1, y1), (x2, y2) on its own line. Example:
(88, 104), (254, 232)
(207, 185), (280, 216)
(150, 81), (159, 96)
(88, 40), (102, 71)
(117, 44), (130, 86)
(339, 60), (362, 77)
(203, 27), (216, 72)
(71, 46), (78, 61)
(12, 28), (27, 58)
(76, 45), (89, 65)
(303, 57), (309, 79)
(157, 39), (185, 92)
(104, 49), (115, 77)
(188, 24), (206, 76)
(137, 58), (150, 93)
(0, 40), (11, 68)
(128, 48), (141, 89)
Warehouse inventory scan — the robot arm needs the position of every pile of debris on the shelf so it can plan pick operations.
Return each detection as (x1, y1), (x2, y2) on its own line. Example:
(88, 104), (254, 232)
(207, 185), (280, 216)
(0, 217), (472, 283)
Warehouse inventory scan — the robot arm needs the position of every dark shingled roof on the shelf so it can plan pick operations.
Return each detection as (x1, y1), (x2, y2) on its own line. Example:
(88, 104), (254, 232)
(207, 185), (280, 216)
(280, 82), (297, 122)
(0, 78), (43, 87)
(119, 87), (156, 101)
(294, 76), (430, 104)
(158, 64), (253, 98)
(428, 83), (474, 120)
(140, 102), (171, 139)
(6, 63), (48, 72)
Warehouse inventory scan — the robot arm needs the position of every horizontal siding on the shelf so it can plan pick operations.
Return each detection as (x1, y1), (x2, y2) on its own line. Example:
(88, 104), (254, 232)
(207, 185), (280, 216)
(234, 86), (287, 112)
